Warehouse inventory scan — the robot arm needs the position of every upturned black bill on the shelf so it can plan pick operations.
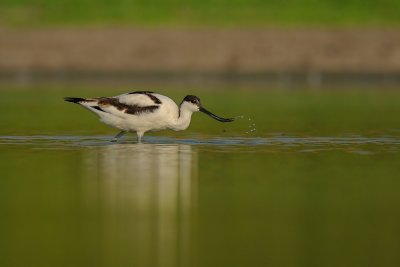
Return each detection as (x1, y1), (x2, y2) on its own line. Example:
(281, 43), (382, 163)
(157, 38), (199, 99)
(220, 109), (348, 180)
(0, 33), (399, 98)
(200, 107), (235, 122)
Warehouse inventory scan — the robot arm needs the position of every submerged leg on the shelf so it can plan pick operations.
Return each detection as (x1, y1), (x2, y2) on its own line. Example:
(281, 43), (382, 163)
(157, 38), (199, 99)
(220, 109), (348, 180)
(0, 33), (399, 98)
(111, 130), (126, 142)
(137, 132), (144, 143)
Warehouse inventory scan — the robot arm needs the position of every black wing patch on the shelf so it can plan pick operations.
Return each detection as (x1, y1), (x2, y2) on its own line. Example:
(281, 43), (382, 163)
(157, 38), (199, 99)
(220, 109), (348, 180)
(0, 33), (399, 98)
(93, 106), (106, 112)
(128, 91), (154, 94)
(128, 91), (162, 104)
(98, 98), (159, 115)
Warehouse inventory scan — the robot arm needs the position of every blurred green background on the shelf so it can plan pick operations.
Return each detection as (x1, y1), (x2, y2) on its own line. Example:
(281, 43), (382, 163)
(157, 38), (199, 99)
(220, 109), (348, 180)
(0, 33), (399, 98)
(1, 0), (400, 86)
(1, 0), (400, 26)
(1, 1), (400, 267)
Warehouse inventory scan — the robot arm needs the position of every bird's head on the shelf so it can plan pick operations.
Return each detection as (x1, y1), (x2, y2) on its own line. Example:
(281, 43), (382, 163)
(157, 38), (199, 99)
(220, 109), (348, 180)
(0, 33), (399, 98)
(181, 95), (201, 112)
(181, 95), (235, 122)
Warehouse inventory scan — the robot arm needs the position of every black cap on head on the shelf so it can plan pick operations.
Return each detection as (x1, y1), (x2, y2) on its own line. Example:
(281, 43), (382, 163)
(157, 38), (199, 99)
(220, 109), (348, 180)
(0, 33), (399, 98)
(183, 95), (201, 105)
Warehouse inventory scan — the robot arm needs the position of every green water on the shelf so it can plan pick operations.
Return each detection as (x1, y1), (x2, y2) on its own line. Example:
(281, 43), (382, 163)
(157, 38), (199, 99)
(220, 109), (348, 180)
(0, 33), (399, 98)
(1, 88), (400, 267)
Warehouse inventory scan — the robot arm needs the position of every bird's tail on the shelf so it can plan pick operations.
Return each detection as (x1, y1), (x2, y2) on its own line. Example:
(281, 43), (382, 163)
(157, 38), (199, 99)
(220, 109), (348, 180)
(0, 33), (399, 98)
(64, 97), (87, 104)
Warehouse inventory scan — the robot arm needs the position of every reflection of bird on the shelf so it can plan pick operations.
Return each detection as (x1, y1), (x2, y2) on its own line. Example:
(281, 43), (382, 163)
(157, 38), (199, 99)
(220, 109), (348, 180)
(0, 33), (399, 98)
(65, 91), (234, 142)
(84, 143), (196, 265)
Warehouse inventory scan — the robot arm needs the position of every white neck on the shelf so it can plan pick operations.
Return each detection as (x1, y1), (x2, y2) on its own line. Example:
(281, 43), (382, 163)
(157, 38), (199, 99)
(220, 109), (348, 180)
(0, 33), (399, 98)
(170, 106), (194, 131)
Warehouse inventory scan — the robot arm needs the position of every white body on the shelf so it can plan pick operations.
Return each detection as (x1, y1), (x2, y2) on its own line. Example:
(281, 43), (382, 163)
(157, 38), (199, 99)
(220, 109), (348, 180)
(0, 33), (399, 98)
(79, 93), (198, 140)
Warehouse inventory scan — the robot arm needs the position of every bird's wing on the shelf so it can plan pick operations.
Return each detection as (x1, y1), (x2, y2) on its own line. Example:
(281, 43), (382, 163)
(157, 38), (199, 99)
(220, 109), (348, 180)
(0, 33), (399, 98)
(92, 92), (161, 117)
(115, 91), (162, 106)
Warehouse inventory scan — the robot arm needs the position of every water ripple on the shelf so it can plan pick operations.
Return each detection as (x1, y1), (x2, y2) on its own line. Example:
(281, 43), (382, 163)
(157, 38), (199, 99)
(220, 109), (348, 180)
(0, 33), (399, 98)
(1, 135), (400, 154)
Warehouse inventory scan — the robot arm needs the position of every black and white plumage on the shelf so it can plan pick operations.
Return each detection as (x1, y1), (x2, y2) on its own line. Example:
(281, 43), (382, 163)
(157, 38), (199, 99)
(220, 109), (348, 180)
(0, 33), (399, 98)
(64, 91), (234, 142)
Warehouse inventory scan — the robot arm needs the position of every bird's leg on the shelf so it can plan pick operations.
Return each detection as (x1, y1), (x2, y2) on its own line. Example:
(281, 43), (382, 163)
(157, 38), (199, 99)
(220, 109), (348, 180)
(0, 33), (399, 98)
(111, 131), (126, 142)
(137, 132), (144, 143)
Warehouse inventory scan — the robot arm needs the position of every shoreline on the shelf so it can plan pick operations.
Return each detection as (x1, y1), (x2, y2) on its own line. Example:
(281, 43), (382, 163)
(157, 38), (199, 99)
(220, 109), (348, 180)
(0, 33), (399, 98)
(1, 27), (400, 86)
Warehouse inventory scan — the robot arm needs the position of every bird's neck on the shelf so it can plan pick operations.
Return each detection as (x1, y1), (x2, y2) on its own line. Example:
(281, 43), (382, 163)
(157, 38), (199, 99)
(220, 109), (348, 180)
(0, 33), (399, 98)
(170, 107), (193, 131)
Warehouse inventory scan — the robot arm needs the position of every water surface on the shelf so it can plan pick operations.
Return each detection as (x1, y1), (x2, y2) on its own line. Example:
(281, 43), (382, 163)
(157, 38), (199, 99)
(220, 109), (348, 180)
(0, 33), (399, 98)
(1, 88), (400, 267)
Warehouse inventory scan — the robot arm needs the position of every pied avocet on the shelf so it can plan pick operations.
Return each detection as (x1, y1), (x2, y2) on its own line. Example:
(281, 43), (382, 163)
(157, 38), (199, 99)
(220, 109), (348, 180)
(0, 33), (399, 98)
(64, 91), (234, 142)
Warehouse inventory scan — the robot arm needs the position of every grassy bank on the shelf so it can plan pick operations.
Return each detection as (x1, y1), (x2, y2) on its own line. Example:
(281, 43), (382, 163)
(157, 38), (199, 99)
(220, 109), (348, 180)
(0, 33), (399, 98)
(1, 0), (400, 27)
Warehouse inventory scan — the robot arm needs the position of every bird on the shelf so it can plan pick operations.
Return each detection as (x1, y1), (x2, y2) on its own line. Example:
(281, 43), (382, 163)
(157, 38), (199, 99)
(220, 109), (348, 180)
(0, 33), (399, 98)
(64, 91), (235, 142)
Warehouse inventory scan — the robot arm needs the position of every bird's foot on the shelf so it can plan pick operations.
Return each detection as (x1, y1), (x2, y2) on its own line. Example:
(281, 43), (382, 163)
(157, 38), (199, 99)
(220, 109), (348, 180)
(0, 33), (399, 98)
(110, 131), (126, 143)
